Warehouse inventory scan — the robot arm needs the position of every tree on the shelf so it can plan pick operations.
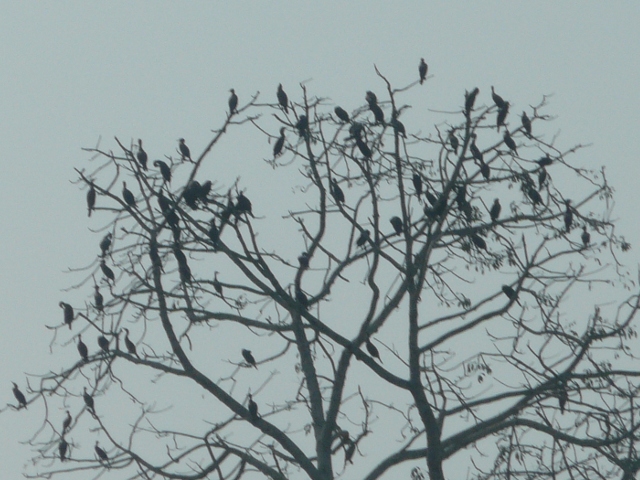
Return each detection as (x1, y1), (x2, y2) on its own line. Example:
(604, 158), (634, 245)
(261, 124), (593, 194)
(8, 65), (640, 480)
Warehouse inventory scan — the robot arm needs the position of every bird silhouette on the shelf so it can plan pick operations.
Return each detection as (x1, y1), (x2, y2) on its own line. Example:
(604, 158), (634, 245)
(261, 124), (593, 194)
(277, 84), (288, 113)
(419, 58), (428, 84)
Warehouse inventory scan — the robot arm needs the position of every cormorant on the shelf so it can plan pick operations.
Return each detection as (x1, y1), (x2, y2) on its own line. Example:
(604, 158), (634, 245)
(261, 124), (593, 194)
(496, 102), (509, 131)
(536, 155), (553, 167)
(173, 245), (191, 284)
(355, 136), (372, 159)
(273, 127), (286, 157)
(503, 131), (517, 154)
(348, 122), (364, 141)
(60, 302), (74, 329)
(564, 200), (573, 232)
(236, 192), (254, 217)
(296, 288), (309, 309)
(95, 441), (109, 464)
(298, 252), (310, 270)
(448, 130), (459, 154)
(345, 441), (356, 464)
(122, 328), (137, 356)
(538, 168), (548, 189)
(366, 339), (381, 362)
(247, 394), (258, 422)
(178, 138), (192, 162)
(158, 192), (171, 214)
(425, 188), (438, 207)
(356, 229), (370, 248)
(136, 139), (148, 171)
(97, 335), (109, 353)
(330, 178), (345, 204)
(501, 285), (520, 305)
(521, 111), (532, 137)
(122, 182), (136, 208)
(527, 187), (543, 206)
(365, 91), (378, 106)
(479, 160), (490, 180)
(390, 216), (403, 235)
(490, 199), (501, 223)
(581, 226), (590, 248)
(213, 272), (223, 298)
(419, 58), (428, 84)
(83, 387), (95, 414)
(77, 335), (89, 362)
(100, 260), (115, 283)
(334, 106), (350, 123)
(558, 384), (568, 414)
(228, 88), (238, 115)
(59, 438), (69, 462)
(295, 115), (309, 138)
(12, 382), (27, 409)
(100, 233), (112, 258)
(149, 238), (163, 272)
(464, 87), (479, 115)
(242, 349), (257, 368)
(183, 181), (202, 210)
(470, 134), (483, 163)
(208, 220), (219, 248)
(390, 116), (406, 137)
(369, 102), (384, 125)
(94, 286), (104, 312)
(153, 160), (171, 184)
(491, 86), (506, 109)
(470, 233), (487, 251)
(277, 84), (288, 113)
(412, 173), (422, 197)
(62, 410), (72, 434)
(87, 182), (96, 217)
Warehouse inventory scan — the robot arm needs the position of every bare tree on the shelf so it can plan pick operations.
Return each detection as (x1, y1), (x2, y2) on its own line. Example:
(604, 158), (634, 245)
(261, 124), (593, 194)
(7, 66), (640, 480)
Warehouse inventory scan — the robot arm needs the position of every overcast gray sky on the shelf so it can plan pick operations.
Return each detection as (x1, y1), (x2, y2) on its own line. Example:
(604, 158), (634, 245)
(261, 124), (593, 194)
(1, 3), (639, 478)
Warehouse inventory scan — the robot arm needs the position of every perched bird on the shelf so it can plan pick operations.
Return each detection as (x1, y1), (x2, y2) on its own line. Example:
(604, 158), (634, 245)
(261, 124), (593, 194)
(183, 181), (202, 210)
(295, 115), (309, 138)
(464, 87), (479, 115)
(247, 394), (258, 422)
(77, 335), (89, 362)
(558, 384), (569, 414)
(276, 84), (288, 113)
(236, 192), (254, 217)
(242, 349), (257, 368)
(334, 106), (350, 123)
(298, 252), (310, 270)
(521, 111), (532, 137)
(178, 138), (192, 162)
(564, 200), (573, 232)
(470, 233), (487, 251)
(228, 88), (239, 115)
(501, 285), (521, 305)
(173, 245), (191, 284)
(83, 387), (95, 414)
(355, 136), (372, 159)
(412, 173), (422, 197)
(100, 260), (115, 284)
(448, 130), (459, 154)
(136, 139), (148, 171)
(87, 182), (96, 217)
(390, 216), (403, 235)
(345, 441), (356, 464)
(527, 187), (543, 206)
(479, 161), (490, 181)
(581, 226), (591, 248)
(369, 102), (385, 125)
(60, 302), (74, 329)
(536, 155), (553, 167)
(62, 410), (72, 434)
(99, 233), (112, 258)
(273, 127), (286, 157)
(366, 339), (381, 362)
(390, 116), (406, 137)
(97, 335), (109, 354)
(503, 131), (517, 155)
(213, 271), (223, 298)
(296, 288), (309, 310)
(538, 168), (548, 189)
(122, 182), (136, 208)
(491, 86), (506, 109)
(122, 328), (137, 357)
(59, 438), (69, 462)
(365, 91), (378, 106)
(94, 286), (104, 313)
(330, 178), (345, 204)
(356, 229), (370, 248)
(153, 160), (171, 184)
(419, 58), (428, 84)
(424, 188), (438, 208)
(95, 441), (109, 465)
(208, 220), (219, 248)
(496, 102), (509, 131)
(470, 135), (483, 163)
(12, 382), (27, 409)
(490, 198), (501, 223)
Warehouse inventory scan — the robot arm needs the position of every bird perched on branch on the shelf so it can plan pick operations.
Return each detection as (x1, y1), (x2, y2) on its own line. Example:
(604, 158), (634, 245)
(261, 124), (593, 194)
(273, 127), (286, 158)
(470, 233), (487, 251)
(501, 285), (521, 305)
(228, 88), (238, 115)
(581, 226), (591, 248)
(491, 86), (507, 109)
(564, 200), (573, 232)
(496, 102), (509, 131)
(247, 394), (259, 422)
(59, 438), (69, 462)
(330, 178), (345, 204)
(77, 335), (88, 362)
(366, 339), (382, 362)
(87, 181), (96, 217)
(419, 58), (428, 84)
(136, 139), (148, 171)
(503, 131), (517, 154)
(83, 387), (94, 414)
(521, 111), (532, 137)
(12, 382), (27, 409)
(59, 302), (74, 329)
(295, 115), (309, 139)
(100, 260), (115, 284)
(178, 138), (192, 162)
(97, 335), (109, 354)
(298, 252), (310, 270)
(95, 441), (109, 466)
(123, 328), (137, 357)
(242, 349), (258, 368)
(464, 87), (479, 115)
(448, 130), (459, 154)
(334, 106), (350, 123)
(277, 84), (288, 113)
(390, 216), (403, 235)
(99, 233), (112, 258)
(62, 410), (72, 434)
(490, 198), (501, 223)
(94, 286), (103, 313)
(122, 182), (136, 208)
(154, 160), (171, 184)
(356, 229), (370, 248)
(412, 173), (422, 197)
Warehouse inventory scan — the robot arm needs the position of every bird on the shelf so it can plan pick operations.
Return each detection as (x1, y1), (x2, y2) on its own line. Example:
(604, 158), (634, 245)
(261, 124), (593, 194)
(581, 226), (591, 248)
(390, 216), (403, 235)
(470, 134), (483, 163)
(390, 116), (406, 137)
(296, 288), (309, 310)
(330, 178), (345, 204)
(12, 382), (27, 409)
(538, 168), (548, 189)
(213, 272), (224, 299)
(228, 88), (238, 115)
(369, 102), (385, 125)
(501, 285), (521, 305)
(365, 91), (378, 106)
(448, 130), (459, 154)
(470, 233), (487, 251)
(419, 58), (428, 84)
(464, 87), (479, 115)
(242, 349), (257, 368)
(123, 328), (137, 357)
(527, 187), (543, 206)
(59, 438), (69, 462)
(564, 200), (573, 232)
(208, 220), (219, 249)
(99, 233), (112, 258)
(344, 440), (356, 464)
(276, 84), (288, 113)
(558, 385), (568, 414)
(536, 155), (553, 167)
(182, 181), (202, 210)
(247, 394), (259, 422)
(503, 131), (517, 154)
(122, 182), (136, 208)
(356, 229), (370, 248)
(273, 127), (286, 157)
(95, 441), (109, 465)
(98, 335), (109, 354)
(136, 139), (148, 171)
(295, 115), (309, 138)
(298, 252), (310, 270)
(490, 198), (501, 223)
(334, 106), (350, 123)
(87, 182), (96, 217)
(60, 302), (74, 329)
(94, 286), (104, 313)
(496, 102), (509, 131)
(62, 410), (72, 434)
(355, 136), (372, 159)
(412, 173), (422, 197)
(491, 86), (506, 109)
(236, 192), (254, 217)
(83, 387), (95, 414)
(521, 111), (532, 137)
(366, 339), (382, 362)
(479, 161), (490, 181)
(153, 160), (171, 184)
(178, 138), (192, 162)
(77, 335), (89, 362)
(424, 188), (438, 208)
(100, 260), (115, 284)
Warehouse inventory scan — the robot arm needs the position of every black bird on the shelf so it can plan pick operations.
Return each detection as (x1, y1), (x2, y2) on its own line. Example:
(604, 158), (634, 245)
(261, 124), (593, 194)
(83, 387), (95, 414)
(122, 328), (137, 356)
(242, 349), (257, 368)
(345, 441), (356, 464)
(448, 130), (459, 154)
(122, 182), (136, 208)
(412, 173), (422, 197)
(208, 220), (219, 248)
(334, 106), (350, 123)
(136, 139), (148, 171)
(97, 335), (109, 354)
(173, 245), (191, 284)
(94, 286), (104, 313)
(153, 160), (171, 184)
(581, 226), (591, 248)
(158, 193), (172, 214)
(183, 181), (202, 210)
(503, 131), (517, 155)
(277, 84), (288, 113)
(366, 339), (381, 362)
(521, 111), (532, 137)
(490, 198), (501, 223)
(496, 102), (509, 131)
(355, 136), (372, 159)
(273, 127), (286, 157)
(62, 410), (72, 434)
(425, 189), (438, 208)
(228, 88), (238, 115)
(479, 161), (490, 181)
(178, 138), (192, 162)
(59, 438), (69, 462)
(527, 187), (543, 206)
(298, 252), (310, 270)
(295, 115), (309, 138)
(365, 91), (378, 106)
(99, 233), (112, 258)
(60, 302), (74, 329)
(558, 384), (569, 414)
(198, 180), (211, 202)
(390, 116), (406, 137)
(296, 288), (309, 310)
(491, 86), (506, 109)
(213, 272), (223, 299)
(419, 58), (428, 84)
(464, 87), (479, 115)
(356, 229), (370, 248)
(12, 382), (27, 409)
(538, 167), (548, 189)
(564, 200), (573, 232)
(87, 182), (96, 217)
(95, 441), (109, 465)
(501, 285), (521, 305)
(100, 260), (115, 284)
(330, 178), (345, 204)
(536, 155), (553, 167)
(77, 335), (88, 362)
(247, 394), (258, 422)
(349, 122), (364, 141)
(470, 134), (483, 163)
(369, 102), (385, 125)
(470, 233), (487, 251)
(149, 238), (163, 272)
(236, 192), (254, 217)
(390, 216), (403, 235)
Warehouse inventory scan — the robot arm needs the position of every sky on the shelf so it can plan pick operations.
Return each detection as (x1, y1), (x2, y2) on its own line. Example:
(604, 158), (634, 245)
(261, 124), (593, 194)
(1, 2), (639, 478)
